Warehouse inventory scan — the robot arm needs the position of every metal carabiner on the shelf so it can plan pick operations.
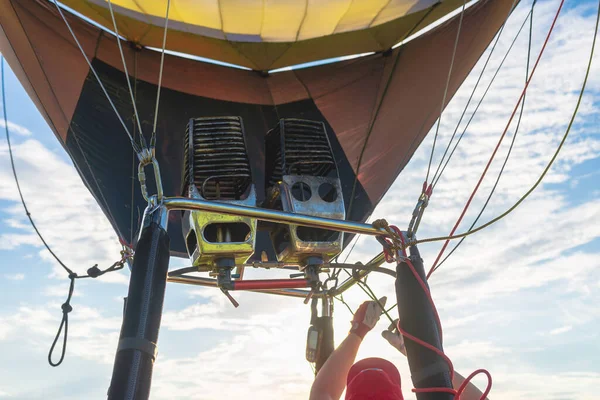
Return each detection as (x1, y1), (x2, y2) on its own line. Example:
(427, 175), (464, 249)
(138, 151), (164, 203)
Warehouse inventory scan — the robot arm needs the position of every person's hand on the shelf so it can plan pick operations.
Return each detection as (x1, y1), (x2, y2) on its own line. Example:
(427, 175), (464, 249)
(350, 297), (387, 339)
(382, 319), (406, 356)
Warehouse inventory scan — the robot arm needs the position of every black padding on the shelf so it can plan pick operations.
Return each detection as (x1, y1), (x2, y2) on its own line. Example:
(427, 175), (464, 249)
(395, 246), (454, 400)
(108, 222), (170, 400)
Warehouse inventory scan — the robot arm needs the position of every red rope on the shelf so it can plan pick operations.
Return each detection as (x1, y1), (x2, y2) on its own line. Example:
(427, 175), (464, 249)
(392, 227), (491, 399)
(427, 0), (566, 279)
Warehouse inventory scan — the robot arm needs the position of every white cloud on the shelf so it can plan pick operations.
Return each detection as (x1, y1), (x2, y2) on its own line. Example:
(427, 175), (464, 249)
(549, 325), (573, 335)
(3, 273), (24, 281)
(0, 0), (599, 399)
(0, 120), (31, 136)
(0, 139), (128, 284)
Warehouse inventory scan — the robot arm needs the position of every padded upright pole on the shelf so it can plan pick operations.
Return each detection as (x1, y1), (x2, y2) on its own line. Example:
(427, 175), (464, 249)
(395, 246), (454, 400)
(108, 205), (170, 400)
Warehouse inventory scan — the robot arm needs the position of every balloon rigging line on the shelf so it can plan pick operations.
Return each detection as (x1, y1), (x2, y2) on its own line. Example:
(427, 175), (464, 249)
(429, 0), (522, 188)
(424, 0), (597, 276)
(5, 1), (121, 232)
(431, 4), (535, 191)
(151, 0), (172, 149)
(432, 0), (537, 275)
(1, 57), (76, 276)
(107, 0), (145, 146)
(424, 0), (467, 184)
(52, 0), (142, 155)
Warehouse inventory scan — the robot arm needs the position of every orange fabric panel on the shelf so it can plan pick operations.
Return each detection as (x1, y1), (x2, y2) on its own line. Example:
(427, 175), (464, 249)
(356, 0), (516, 205)
(0, 0), (91, 142)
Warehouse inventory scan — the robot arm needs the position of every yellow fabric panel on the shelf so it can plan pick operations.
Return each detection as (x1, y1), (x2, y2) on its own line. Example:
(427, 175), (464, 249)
(57, 0), (470, 69)
(261, 0), (307, 42)
(220, 0), (263, 36)
(170, 0), (222, 31)
(297, 0), (352, 41)
(333, 0), (389, 34)
(373, 0), (437, 25)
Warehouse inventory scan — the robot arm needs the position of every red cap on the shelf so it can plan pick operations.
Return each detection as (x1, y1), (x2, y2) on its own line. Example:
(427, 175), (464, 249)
(345, 358), (404, 400)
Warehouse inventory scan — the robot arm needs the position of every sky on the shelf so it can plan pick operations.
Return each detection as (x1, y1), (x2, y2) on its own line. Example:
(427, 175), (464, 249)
(1, 0), (599, 399)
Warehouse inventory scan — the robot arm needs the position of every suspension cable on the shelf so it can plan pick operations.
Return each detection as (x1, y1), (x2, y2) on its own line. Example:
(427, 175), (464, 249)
(151, 0), (172, 149)
(51, 0), (141, 155)
(431, 5), (534, 190)
(426, 0), (567, 275)
(2, 57), (74, 276)
(429, 0), (522, 187)
(419, 0), (597, 267)
(432, 0), (537, 275)
(424, 0), (467, 184)
(3, 56), (133, 366)
(106, 0), (146, 147)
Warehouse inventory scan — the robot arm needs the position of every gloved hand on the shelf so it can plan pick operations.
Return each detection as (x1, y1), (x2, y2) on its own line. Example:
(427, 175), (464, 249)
(382, 319), (406, 356)
(350, 296), (387, 339)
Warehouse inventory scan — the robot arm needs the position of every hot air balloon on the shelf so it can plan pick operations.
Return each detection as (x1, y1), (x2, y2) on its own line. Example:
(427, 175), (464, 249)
(0, 0), (522, 398)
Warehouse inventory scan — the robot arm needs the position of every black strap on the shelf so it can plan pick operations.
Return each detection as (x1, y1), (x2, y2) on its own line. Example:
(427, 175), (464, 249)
(118, 337), (158, 360)
(411, 360), (450, 385)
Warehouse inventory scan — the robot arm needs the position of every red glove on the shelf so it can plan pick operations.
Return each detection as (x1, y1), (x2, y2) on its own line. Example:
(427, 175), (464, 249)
(350, 297), (387, 339)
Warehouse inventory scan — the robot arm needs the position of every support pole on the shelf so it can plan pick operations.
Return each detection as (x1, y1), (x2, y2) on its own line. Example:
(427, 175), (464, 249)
(108, 203), (170, 400)
(395, 246), (453, 400)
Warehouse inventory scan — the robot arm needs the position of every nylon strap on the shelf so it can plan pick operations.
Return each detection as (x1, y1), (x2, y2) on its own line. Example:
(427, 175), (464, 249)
(117, 337), (158, 361)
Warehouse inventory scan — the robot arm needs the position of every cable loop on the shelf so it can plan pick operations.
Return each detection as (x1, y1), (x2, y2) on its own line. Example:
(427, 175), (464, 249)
(48, 275), (76, 367)
(373, 220), (409, 263)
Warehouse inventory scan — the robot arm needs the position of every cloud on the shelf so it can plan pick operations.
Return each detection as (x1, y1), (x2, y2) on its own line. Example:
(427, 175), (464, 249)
(0, 139), (128, 284)
(3, 273), (24, 281)
(0, 0), (599, 399)
(549, 325), (573, 335)
(0, 120), (31, 136)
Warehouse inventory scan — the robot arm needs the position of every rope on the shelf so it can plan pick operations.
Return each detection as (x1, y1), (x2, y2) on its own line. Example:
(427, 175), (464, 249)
(419, 0), (598, 271)
(427, 0), (567, 276)
(51, 0), (142, 155)
(48, 273), (76, 366)
(387, 227), (491, 399)
(2, 57), (75, 276)
(151, 0), (172, 149)
(429, 0), (522, 187)
(425, 0), (467, 184)
(1, 74), (132, 365)
(432, 0), (537, 275)
(431, 5), (535, 190)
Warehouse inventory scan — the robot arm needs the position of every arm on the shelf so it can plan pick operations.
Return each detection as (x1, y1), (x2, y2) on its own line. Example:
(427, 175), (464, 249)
(309, 297), (387, 400)
(308, 333), (362, 400)
(452, 371), (487, 400)
(382, 323), (489, 400)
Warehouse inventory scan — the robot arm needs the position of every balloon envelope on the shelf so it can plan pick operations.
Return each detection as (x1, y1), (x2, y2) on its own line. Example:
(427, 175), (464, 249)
(0, 0), (515, 257)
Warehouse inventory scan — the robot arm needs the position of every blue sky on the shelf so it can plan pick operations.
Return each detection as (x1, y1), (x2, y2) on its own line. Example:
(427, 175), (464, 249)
(1, 0), (600, 399)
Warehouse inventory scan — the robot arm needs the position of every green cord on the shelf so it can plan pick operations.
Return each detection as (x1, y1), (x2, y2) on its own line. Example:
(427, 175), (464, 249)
(415, 2), (599, 248)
